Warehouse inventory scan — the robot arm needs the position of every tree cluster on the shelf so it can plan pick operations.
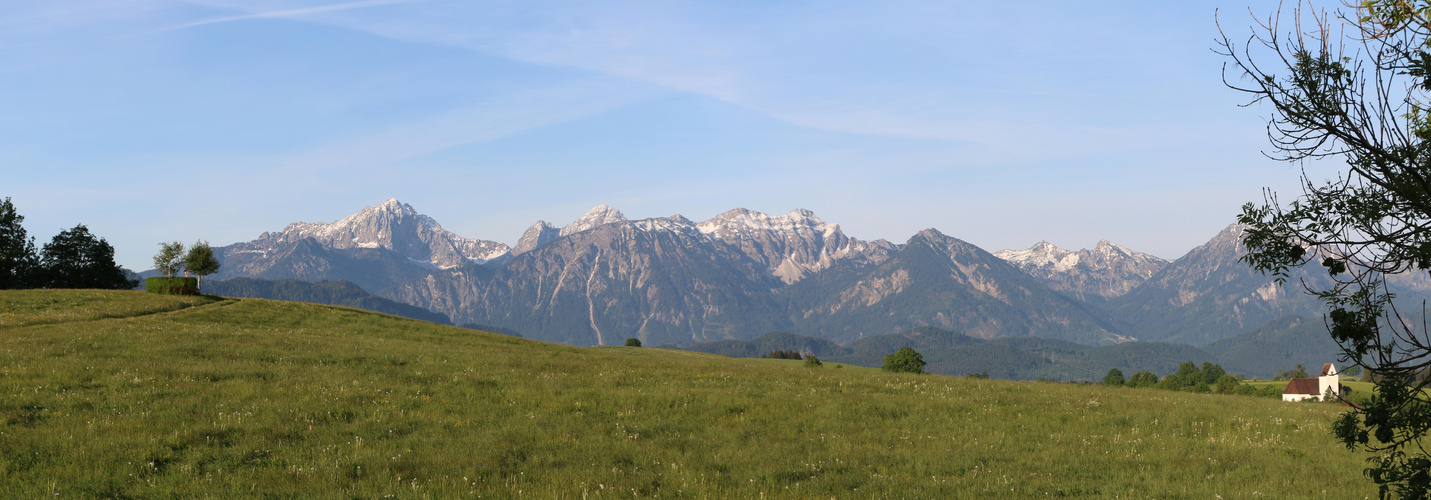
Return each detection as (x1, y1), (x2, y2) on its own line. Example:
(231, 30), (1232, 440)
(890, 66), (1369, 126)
(1273, 364), (1310, 381)
(1102, 361), (1268, 397)
(762, 350), (804, 360)
(1, 197), (135, 290)
(152, 240), (221, 291)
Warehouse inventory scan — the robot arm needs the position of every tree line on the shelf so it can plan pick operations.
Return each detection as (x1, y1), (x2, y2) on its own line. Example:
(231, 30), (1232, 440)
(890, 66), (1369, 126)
(1, 197), (135, 290)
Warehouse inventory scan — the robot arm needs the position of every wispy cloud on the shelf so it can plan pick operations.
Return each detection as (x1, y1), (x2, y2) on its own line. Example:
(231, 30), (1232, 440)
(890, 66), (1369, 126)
(154, 0), (421, 33)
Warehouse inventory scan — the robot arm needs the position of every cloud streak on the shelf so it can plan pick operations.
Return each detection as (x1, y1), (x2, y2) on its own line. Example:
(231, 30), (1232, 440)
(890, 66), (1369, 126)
(154, 0), (421, 33)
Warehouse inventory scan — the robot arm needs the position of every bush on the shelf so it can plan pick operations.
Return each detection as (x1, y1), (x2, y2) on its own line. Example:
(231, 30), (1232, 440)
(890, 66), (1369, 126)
(624, 338), (642, 347)
(146, 277), (199, 295)
(882, 347), (925, 374)
(804, 356), (822, 368)
(1102, 368), (1125, 387)
(1128, 371), (1159, 388)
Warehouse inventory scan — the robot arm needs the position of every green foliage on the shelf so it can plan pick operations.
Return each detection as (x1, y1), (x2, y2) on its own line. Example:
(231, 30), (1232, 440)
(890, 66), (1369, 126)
(39, 224), (136, 290)
(1157, 374), (1184, 391)
(0, 197), (41, 289)
(762, 350), (803, 360)
(803, 355), (822, 368)
(153, 241), (184, 277)
(1215, 374), (1240, 394)
(882, 346), (925, 374)
(145, 277), (198, 295)
(182, 240), (220, 292)
(1274, 364), (1310, 381)
(1128, 371), (1159, 388)
(1219, 1), (1431, 494)
(0, 290), (1380, 497)
(1102, 368), (1125, 387)
(624, 338), (642, 347)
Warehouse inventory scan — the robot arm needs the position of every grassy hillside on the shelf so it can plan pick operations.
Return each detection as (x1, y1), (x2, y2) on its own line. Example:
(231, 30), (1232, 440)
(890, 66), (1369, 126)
(0, 290), (1376, 497)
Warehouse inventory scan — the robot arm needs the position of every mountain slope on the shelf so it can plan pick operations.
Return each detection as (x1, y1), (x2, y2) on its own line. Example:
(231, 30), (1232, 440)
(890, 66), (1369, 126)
(995, 240), (1169, 304)
(1107, 224), (1326, 346)
(783, 229), (1128, 345)
(696, 208), (896, 284)
(382, 217), (790, 346)
(213, 199), (510, 291)
(205, 277), (454, 325)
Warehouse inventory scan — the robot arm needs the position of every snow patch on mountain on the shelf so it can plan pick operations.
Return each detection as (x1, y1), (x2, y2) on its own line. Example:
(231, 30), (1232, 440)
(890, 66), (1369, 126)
(561, 205), (628, 237)
(696, 208), (890, 284)
(251, 198), (511, 268)
(995, 239), (1169, 301)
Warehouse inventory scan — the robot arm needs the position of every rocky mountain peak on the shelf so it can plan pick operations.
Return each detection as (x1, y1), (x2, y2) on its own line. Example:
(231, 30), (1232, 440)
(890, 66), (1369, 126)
(696, 208), (884, 284)
(236, 199), (511, 271)
(512, 221), (560, 255)
(994, 238), (1169, 302)
(560, 205), (628, 237)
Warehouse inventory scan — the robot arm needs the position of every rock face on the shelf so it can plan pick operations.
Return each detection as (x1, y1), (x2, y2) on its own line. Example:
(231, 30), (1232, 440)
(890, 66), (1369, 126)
(782, 229), (1127, 345)
(994, 240), (1169, 303)
(383, 216), (790, 347)
(559, 205), (628, 237)
(209, 199), (1201, 348)
(213, 199), (510, 291)
(1106, 224), (1325, 345)
(512, 221), (559, 255)
(696, 208), (896, 284)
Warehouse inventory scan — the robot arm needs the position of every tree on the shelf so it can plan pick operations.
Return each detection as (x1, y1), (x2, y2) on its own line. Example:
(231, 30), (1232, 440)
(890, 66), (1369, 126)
(1102, 368), (1126, 387)
(153, 241), (184, 277)
(1215, 374), (1240, 394)
(1200, 362), (1227, 385)
(624, 338), (642, 347)
(183, 240), (220, 292)
(39, 224), (136, 289)
(1217, 2), (1431, 495)
(0, 197), (40, 288)
(1128, 371), (1159, 388)
(804, 355), (823, 368)
(882, 347), (925, 374)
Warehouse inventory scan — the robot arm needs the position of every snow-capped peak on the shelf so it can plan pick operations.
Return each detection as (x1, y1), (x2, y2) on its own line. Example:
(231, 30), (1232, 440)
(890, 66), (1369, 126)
(695, 207), (832, 237)
(265, 198), (510, 268)
(560, 205), (629, 237)
(994, 241), (1080, 272)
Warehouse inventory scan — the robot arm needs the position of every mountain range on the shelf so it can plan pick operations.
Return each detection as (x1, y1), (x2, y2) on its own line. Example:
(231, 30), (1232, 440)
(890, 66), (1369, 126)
(203, 199), (1358, 368)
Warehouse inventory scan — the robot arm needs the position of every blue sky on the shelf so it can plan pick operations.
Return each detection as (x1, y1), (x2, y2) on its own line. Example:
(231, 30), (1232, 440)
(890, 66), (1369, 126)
(2, 0), (1313, 270)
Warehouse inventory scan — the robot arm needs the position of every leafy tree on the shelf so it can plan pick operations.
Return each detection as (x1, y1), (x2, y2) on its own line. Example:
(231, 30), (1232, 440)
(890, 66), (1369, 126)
(1215, 374), (1240, 394)
(1128, 371), (1159, 388)
(1200, 362), (1226, 385)
(624, 338), (642, 347)
(1174, 361), (1200, 383)
(153, 241), (184, 277)
(183, 240), (220, 293)
(882, 347), (925, 374)
(1217, 1), (1431, 494)
(0, 197), (40, 288)
(39, 224), (136, 289)
(1157, 374), (1184, 391)
(1102, 368), (1125, 387)
(804, 355), (822, 368)
(1274, 364), (1309, 381)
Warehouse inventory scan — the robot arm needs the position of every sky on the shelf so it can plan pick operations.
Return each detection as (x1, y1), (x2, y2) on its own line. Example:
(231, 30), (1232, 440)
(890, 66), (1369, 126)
(2, 0), (1327, 270)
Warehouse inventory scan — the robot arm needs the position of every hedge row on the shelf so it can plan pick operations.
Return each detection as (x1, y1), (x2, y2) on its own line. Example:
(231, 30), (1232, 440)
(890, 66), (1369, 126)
(145, 277), (199, 295)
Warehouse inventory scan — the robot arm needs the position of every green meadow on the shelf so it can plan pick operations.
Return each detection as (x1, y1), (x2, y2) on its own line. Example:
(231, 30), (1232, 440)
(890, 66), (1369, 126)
(0, 290), (1376, 497)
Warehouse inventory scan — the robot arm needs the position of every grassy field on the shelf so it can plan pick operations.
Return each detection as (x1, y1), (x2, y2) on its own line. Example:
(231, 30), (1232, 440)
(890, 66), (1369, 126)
(0, 290), (1378, 497)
